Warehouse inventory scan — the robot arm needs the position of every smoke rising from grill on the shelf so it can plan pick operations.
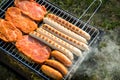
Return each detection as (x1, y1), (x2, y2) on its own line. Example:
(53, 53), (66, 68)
(71, 29), (120, 80)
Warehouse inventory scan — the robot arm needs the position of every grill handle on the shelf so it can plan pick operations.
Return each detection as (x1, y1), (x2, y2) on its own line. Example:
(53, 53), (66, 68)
(74, 0), (102, 29)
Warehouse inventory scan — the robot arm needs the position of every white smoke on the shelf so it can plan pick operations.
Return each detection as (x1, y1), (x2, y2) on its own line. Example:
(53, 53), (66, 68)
(71, 30), (120, 80)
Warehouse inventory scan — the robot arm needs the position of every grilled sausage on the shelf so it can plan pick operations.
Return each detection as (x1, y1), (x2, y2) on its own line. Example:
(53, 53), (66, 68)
(43, 17), (88, 44)
(51, 50), (72, 67)
(41, 24), (89, 51)
(37, 28), (82, 56)
(29, 31), (74, 60)
(41, 65), (63, 80)
(47, 13), (91, 40)
(45, 59), (68, 76)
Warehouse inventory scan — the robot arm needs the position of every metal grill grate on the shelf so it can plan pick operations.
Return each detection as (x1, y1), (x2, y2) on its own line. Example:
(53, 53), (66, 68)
(0, 0), (103, 80)
(36, 0), (102, 46)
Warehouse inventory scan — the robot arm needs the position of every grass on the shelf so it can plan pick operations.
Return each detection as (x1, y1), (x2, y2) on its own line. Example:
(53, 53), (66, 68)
(94, 0), (120, 30)
(50, 0), (120, 30)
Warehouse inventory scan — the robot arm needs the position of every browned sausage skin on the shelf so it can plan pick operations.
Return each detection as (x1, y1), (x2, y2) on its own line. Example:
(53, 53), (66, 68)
(29, 31), (74, 60)
(51, 50), (72, 67)
(45, 59), (68, 76)
(41, 65), (63, 80)
(41, 24), (89, 51)
(47, 14), (91, 40)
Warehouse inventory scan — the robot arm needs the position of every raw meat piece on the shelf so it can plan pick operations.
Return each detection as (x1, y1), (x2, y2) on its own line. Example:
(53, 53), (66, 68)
(15, 0), (47, 21)
(0, 19), (22, 42)
(15, 35), (51, 63)
(5, 7), (37, 34)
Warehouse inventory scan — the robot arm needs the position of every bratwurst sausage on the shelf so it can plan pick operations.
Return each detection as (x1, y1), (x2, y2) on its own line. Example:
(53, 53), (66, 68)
(47, 13), (91, 40)
(41, 65), (63, 80)
(43, 17), (88, 44)
(45, 59), (68, 76)
(51, 50), (72, 67)
(37, 28), (82, 56)
(29, 31), (74, 60)
(41, 24), (89, 51)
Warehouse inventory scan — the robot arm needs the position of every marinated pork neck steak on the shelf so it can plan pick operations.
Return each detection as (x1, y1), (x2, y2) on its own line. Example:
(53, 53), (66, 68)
(5, 7), (37, 34)
(0, 19), (22, 42)
(14, 0), (47, 21)
(15, 35), (51, 63)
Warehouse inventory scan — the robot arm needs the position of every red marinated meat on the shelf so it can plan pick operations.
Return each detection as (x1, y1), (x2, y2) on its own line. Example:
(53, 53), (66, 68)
(15, 0), (47, 21)
(0, 19), (22, 42)
(15, 35), (51, 63)
(5, 7), (37, 34)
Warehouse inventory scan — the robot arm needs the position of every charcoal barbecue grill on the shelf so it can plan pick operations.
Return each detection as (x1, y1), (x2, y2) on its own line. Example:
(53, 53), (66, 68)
(0, 0), (103, 80)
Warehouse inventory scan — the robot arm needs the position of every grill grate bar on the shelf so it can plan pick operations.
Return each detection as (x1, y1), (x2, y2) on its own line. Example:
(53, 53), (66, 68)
(3, 43), (12, 51)
(34, 64), (40, 70)
(70, 18), (76, 24)
(0, 40), (3, 45)
(31, 63), (36, 68)
(0, 0), (14, 18)
(7, 45), (15, 52)
(84, 26), (92, 32)
(66, 16), (72, 22)
(47, 6), (54, 12)
(11, 49), (16, 55)
(54, 9), (60, 15)
(36, 0), (42, 3)
(57, 11), (64, 17)
(62, 14), (68, 20)
(40, 1), (45, 5)
(45, 4), (51, 10)
(89, 31), (100, 46)
(14, 51), (19, 56)
(0, 0), (9, 8)
(0, 8), (5, 13)
(1, 42), (7, 48)
(77, 21), (85, 29)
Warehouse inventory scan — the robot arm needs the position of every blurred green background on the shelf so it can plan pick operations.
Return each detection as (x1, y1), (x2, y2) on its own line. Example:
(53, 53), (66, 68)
(0, 0), (120, 80)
